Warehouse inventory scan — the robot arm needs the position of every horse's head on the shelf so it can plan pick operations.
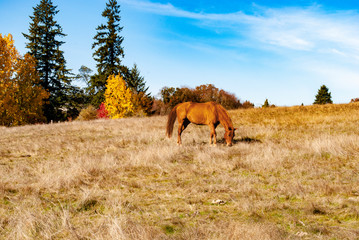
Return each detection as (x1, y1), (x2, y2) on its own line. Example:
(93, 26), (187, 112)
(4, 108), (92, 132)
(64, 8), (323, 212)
(224, 127), (237, 146)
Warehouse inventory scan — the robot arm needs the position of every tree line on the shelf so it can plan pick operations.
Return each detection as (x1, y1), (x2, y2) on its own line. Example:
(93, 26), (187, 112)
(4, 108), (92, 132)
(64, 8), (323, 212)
(153, 84), (254, 115)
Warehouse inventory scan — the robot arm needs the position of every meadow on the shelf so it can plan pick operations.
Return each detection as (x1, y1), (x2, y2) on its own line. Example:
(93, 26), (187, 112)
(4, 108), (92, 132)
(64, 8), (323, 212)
(1, 103), (359, 239)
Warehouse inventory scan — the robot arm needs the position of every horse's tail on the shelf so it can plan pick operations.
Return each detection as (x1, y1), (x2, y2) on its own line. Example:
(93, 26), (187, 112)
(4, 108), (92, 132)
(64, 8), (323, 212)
(166, 105), (178, 138)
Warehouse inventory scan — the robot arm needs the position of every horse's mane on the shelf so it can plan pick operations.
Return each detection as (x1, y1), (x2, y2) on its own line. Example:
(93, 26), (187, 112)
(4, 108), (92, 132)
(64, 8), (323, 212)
(216, 103), (233, 130)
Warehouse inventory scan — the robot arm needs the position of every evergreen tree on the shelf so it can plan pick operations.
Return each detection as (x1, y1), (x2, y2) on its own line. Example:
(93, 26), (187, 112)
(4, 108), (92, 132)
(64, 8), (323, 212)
(127, 64), (149, 95)
(23, 0), (72, 121)
(126, 64), (153, 115)
(262, 99), (270, 108)
(89, 0), (126, 106)
(314, 85), (333, 104)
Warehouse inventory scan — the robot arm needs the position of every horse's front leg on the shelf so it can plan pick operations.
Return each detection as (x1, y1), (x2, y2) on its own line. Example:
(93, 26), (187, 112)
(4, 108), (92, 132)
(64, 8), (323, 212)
(209, 124), (217, 146)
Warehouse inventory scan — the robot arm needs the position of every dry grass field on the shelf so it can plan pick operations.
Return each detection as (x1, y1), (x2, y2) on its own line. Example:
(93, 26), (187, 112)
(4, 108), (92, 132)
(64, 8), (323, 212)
(1, 103), (359, 239)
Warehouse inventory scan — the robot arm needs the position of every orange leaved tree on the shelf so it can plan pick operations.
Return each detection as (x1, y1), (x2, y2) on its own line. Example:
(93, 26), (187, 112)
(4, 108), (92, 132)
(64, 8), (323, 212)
(104, 75), (134, 118)
(0, 34), (49, 126)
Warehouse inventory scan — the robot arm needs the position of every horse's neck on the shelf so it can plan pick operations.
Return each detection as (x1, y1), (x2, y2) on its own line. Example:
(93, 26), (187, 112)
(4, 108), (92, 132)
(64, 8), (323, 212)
(220, 118), (232, 131)
(218, 107), (233, 131)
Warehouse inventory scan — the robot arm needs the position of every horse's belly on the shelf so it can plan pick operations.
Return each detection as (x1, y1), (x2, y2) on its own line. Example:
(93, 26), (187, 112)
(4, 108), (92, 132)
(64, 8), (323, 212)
(187, 113), (210, 125)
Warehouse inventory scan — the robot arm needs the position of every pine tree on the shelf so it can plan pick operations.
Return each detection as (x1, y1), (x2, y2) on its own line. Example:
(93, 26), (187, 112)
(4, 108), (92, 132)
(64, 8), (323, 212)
(126, 64), (153, 115)
(89, 0), (127, 106)
(127, 64), (149, 95)
(314, 85), (333, 105)
(23, 0), (72, 121)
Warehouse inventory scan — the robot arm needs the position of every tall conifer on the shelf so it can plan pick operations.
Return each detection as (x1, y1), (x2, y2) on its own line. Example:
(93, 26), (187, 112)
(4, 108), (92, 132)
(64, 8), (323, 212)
(23, 0), (71, 121)
(90, 0), (126, 106)
(127, 64), (149, 95)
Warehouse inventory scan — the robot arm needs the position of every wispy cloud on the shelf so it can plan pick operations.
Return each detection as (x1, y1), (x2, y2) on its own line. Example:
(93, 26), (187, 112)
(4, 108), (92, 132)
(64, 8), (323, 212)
(121, 0), (359, 58)
(251, 8), (359, 54)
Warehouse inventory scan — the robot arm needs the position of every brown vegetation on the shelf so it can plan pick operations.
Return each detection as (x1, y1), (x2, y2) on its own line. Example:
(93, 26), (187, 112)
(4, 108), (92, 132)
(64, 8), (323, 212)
(1, 103), (359, 239)
(155, 84), (253, 115)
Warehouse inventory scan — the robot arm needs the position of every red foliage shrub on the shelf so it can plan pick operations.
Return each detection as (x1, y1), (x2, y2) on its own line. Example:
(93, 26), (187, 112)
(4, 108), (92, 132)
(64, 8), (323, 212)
(97, 102), (109, 119)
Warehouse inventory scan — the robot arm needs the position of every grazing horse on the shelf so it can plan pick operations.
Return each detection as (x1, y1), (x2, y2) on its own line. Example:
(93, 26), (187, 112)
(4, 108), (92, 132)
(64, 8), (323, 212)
(166, 102), (237, 146)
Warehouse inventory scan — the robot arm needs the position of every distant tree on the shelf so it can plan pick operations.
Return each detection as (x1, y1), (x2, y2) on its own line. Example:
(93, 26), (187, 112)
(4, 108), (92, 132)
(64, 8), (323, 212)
(217, 89), (242, 109)
(242, 100), (255, 109)
(72, 65), (93, 108)
(89, 0), (126, 106)
(104, 75), (133, 118)
(0, 34), (49, 126)
(156, 84), (246, 114)
(195, 84), (219, 102)
(23, 0), (72, 121)
(170, 87), (198, 107)
(314, 85), (332, 105)
(160, 87), (176, 105)
(76, 65), (93, 89)
(262, 99), (276, 108)
(262, 99), (270, 108)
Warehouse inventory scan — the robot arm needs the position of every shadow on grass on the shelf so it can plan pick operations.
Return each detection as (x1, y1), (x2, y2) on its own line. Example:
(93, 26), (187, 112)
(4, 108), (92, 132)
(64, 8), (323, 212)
(213, 136), (262, 145)
(234, 136), (262, 144)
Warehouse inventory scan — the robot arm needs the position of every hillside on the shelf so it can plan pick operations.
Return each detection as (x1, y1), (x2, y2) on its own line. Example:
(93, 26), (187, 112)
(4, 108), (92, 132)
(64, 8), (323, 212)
(1, 103), (359, 239)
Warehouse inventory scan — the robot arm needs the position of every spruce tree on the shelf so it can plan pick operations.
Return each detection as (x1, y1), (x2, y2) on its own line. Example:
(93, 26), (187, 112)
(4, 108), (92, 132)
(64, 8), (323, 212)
(23, 0), (72, 121)
(314, 85), (333, 104)
(89, 0), (127, 106)
(127, 64), (149, 95)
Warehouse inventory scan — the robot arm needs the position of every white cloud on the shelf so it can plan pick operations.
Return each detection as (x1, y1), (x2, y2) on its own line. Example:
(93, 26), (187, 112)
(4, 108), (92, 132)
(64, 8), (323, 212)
(121, 0), (359, 58)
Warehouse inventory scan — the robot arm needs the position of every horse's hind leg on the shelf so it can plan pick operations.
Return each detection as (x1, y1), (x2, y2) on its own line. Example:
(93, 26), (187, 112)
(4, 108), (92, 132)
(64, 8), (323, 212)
(177, 119), (190, 145)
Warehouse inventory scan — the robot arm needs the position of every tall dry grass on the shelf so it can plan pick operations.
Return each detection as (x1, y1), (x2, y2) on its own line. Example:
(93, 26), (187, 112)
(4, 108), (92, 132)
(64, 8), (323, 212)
(1, 103), (359, 239)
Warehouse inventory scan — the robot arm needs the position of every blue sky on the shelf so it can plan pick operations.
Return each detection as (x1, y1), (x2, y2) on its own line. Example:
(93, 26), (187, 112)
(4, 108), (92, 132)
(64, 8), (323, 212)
(1, 0), (359, 106)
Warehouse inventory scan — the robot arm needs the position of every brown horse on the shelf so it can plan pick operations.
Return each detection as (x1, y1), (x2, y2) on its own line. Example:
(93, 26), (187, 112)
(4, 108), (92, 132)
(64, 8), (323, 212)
(166, 102), (237, 146)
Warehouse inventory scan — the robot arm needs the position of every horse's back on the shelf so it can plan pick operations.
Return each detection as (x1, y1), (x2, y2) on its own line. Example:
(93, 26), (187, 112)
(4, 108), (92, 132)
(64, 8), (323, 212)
(178, 102), (218, 125)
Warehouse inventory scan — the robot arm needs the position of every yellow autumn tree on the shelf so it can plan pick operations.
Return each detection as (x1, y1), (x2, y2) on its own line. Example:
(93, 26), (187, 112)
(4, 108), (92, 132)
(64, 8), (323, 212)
(0, 33), (49, 126)
(104, 75), (134, 118)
